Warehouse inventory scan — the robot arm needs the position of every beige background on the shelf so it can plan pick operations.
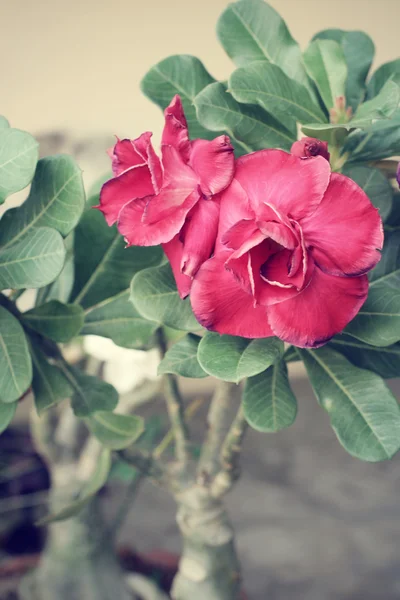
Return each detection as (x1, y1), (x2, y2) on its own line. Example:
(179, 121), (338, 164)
(1, 0), (400, 144)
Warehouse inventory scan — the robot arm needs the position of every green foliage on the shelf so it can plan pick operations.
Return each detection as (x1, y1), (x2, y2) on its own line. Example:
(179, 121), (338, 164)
(0, 401), (17, 434)
(0, 124), (38, 204)
(367, 58), (400, 99)
(343, 109), (400, 162)
(65, 366), (119, 417)
(30, 342), (72, 414)
(243, 361), (297, 432)
(303, 39), (347, 110)
(130, 263), (199, 331)
(194, 82), (296, 153)
(22, 301), (84, 343)
(330, 335), (400, 380)
(342, 165), (392, 222)
(84, 411), (144, 449)
(82, 290), (158, 349)
(229, 62), (326, 126)
(300, 347), (400, 462)
(0, 306), (32, 403)
(197, 333), (283, 383)
(158, 334), (207, 378)
(0, 227), (65, 290)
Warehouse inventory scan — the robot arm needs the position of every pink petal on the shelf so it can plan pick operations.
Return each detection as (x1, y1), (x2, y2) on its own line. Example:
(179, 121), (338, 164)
(234, 149), (330, 221)
(98, 165), (155, 226)
(108, 138), (146, 176)
(189, 136), (235, 197)
(191, 252), (274, 338)
(301, 173), (384, 277)
(118, 189), (200, 247)
(267, 267), (369, 348)
(216, 179), (254, 251)
(132, 132), (163, 192)
(257, 220), (297, 249)
(180, 197), (220, 278)
(162, 236), (192, 299)
(162, 95), (191, 163)
(221, 219), (259, 250)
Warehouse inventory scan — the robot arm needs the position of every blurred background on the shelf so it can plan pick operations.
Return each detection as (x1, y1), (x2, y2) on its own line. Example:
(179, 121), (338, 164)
(1, 1), (400, 599)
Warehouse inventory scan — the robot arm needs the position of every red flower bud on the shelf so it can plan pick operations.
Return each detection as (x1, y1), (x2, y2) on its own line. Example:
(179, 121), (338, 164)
(291, 137), (330, 162)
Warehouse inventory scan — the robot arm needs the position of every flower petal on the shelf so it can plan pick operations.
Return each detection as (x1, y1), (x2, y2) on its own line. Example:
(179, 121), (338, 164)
(132, 132), (163, 192)
(189, 136), (235, 197)
(98, 165), (154, 226)
(162, 236), (192, 299)
(108, 138), (146, 176)
(301, 173), (384, 276)
(180, 197), (220, 278)
(216, 179), (254, 251)
(234, 149), (330, 221)
(162, 95), (191, 163)
(191, 252), (274, 338)
(267, 267), (368, 348)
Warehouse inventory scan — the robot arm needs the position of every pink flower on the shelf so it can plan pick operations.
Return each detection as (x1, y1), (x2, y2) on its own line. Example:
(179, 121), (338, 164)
(291, 137), (330, 162)
(191, 150), (383, 348)
(98, 95), (235, 298)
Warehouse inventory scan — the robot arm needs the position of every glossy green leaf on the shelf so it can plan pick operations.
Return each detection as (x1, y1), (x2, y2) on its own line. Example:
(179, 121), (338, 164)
(313, 29), (375, 111)
(84, 411), (144, 450)
(299, 346), (400, 462)
(330, 334), (400, 380)
(303, 39), (347, 110)
(0, 127), (38, 204)
(130, 263), (199, 332)
(39, 448), (112, 524)
(0, 227), (65, 290)
(158, 334), (207, 378)
(197, 333), (283, 383)
(43, 234), (75, 303)
(0, 306), (32, 403)
(71, 207), (162, 309)
(367, 58), (400, 99)
(346, 231), (400, 346)
(141, 55), (217, 139)
(0, 401), (17, 434)
(243, 361), (297, 432)
(0, 116), (9, 130)
(22, 301), (84, 343)
(217, 0), (310, 90)
(229, 62), (326, 126)
(0, 155), (85, 247)
(194, 82), (296, 153)
(342, 164), (392, 221)
(344, 109), (400, 162)
(30, 342), (72, 414)
(63, 367), (118, 417)
(82, 289), (158, 349)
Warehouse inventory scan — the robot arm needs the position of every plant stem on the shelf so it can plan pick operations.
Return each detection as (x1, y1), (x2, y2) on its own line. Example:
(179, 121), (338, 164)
(154, 397), (204, 460)
(197, 381), (235, 481)
(119, 447), (168, 488)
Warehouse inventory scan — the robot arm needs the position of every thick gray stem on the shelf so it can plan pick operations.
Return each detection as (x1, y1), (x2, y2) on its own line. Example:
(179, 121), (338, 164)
(171, 488), (241, 600)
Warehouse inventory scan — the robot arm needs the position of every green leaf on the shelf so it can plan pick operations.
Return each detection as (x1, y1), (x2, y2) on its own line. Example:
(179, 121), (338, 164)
(367, 58), (400, 99)
(130, 262), (199, 332)
(243, 361), (297, 432)
(229, 62), (326, 126)
(62, 367), (118, 417)
(342, 164), (392, 221)
(22, 301), (84, 343)
(0, 127), (38, 204)
(0, 401), (17, 434)
(0, 116), (10, 130)
(39, 448), (112, 524)
(43, 233), (75, 303)
(197, 333), (283, 383)
(217, 0), (310, 90)
(0, 227), (65, 290)
(84, 411), (144, 449)
(30, 342), (72, 414)
(158, 334), (207, 378)
(299, 346), (400, 462)
(81, 289), (158, 349)
(141, 55), (217, 140)
(194, 82), (296, 153)
(303, 39), (347, 110)
(0, 306), (32, 403)
(330, 334), (400, 380)
(71, 207), (162, 309)
(0, 155), (85, 247)
(344, 109), (400, 162)
(313, 29), (375, 111)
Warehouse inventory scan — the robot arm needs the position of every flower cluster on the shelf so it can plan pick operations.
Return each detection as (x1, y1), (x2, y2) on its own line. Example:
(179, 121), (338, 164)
(99, 96), (383, 348)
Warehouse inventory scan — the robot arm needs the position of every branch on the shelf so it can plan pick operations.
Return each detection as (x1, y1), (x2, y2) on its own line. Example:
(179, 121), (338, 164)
(197, 381), (235, 481)
(211, 404), (249, 498)
(118, 447), (168, 488)
(156, 329), (190, 467)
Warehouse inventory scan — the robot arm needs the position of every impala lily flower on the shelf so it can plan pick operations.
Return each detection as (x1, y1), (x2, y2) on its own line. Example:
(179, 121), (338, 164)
(191, 150), (383, 348)
(291, 137), (330, 162)
(98, 95), (235, 297)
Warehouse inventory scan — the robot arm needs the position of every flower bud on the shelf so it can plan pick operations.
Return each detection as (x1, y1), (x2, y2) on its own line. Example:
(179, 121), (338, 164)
(291, 137), (330, 162)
